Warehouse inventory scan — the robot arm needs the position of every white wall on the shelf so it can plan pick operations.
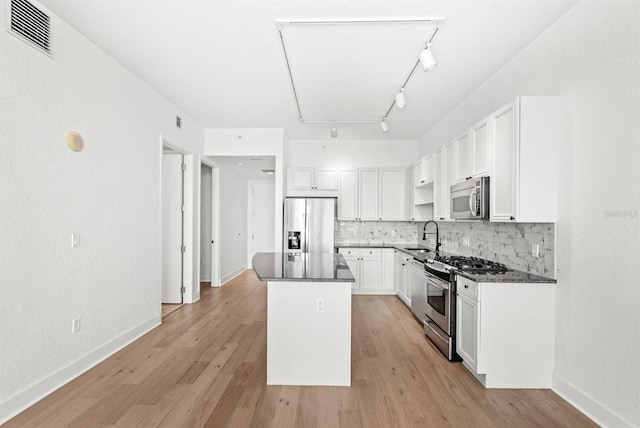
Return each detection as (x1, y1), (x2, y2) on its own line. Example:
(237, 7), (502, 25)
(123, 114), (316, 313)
(160, 100), (205, 303)
(219, 167), (249, 282)
(0, 4), (163, 423)
(419, 1), (640, 426)
(286, 139), (418, 168)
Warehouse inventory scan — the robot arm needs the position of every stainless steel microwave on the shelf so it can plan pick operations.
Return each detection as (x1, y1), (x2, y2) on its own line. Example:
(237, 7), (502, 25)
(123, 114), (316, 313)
(450, 177), (490, 220)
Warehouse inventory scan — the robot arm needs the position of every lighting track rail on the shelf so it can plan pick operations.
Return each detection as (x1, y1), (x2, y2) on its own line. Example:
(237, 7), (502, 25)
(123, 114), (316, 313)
(276, 17), (444, 136)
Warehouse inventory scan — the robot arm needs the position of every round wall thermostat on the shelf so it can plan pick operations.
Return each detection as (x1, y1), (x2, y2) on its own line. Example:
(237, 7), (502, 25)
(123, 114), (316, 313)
(66, 131), (84, 152)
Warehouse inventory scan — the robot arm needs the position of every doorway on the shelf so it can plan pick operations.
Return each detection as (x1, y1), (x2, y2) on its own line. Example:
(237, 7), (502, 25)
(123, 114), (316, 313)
(248, 180), (276, 261)
(161, 151), (184, 305)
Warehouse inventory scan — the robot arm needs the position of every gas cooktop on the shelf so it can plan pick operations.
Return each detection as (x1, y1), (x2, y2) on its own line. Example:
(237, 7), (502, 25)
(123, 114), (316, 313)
(432, 255), (508, 273)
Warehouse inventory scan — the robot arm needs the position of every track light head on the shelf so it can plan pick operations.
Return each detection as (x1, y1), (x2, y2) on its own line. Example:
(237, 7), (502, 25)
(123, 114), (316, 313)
(395, 90), (406, 109)
(380, 120), (389, 133)
(330, 126), (338, 138)
(419, 46), (437, 72)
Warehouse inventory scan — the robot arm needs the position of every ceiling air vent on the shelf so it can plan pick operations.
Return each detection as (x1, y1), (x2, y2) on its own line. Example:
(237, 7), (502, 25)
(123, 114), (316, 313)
(8, 0), (51, 56)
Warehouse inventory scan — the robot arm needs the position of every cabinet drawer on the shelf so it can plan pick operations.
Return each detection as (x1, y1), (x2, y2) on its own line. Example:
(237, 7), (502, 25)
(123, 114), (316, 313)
(457, 276), (478, 299)
(338, 248), (358, 256)
(361, 248), (382, 258)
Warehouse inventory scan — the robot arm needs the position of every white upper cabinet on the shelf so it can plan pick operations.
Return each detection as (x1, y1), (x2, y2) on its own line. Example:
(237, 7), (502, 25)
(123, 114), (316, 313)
(415, 154), (434, 186)
(379, 168), (406, 221)
(442, 140), (456, 220)
(405, 165), (415, 221)
(337, 169), (359, 220)
(471, 119), (490, 177)
(432, 147), (444, 220)
(358, 168), (379, 220)
(338, 168), (405, 221)
(490, 97), (559, 222)
(287, 167), (338, 195)
(455, 131), (470, 182)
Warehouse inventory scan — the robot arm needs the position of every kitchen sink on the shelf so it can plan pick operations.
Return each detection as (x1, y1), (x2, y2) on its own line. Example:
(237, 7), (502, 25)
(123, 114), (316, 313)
(403, 248), (430, 253)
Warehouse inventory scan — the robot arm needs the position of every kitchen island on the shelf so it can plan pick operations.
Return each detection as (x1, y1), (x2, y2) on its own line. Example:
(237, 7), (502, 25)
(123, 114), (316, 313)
(252, 252), (355, 386)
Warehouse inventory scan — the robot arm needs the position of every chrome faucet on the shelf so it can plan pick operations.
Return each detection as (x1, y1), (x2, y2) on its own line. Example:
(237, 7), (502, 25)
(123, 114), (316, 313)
(422, 220), (441, 253)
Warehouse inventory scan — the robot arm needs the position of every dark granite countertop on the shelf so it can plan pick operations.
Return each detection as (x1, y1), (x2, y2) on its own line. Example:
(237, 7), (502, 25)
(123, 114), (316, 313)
(454, 269), (556, 284)
(252, 252), (355, 282)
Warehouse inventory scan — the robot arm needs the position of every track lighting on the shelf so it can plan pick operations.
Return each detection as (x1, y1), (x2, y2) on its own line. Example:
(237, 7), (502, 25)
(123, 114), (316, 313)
(380, 120), (389, 133)
(419, 44), (437, 71)
(330, 126), (338, 138)
(395, 90), (406, 109)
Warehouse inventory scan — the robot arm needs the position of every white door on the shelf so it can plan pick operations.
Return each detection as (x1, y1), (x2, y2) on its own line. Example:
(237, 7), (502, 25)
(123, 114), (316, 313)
(162, 153), (184, 304)
(250, 180), (275, 256)
(200, 165), (212, 282)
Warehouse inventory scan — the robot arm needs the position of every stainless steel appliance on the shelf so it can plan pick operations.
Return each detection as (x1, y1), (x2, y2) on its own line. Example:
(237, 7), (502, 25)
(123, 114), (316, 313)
(420, 253), (508, 360)
(283, 198), (336, 254)
(450, 177), (490, 220)
(409, 259), (427, 320)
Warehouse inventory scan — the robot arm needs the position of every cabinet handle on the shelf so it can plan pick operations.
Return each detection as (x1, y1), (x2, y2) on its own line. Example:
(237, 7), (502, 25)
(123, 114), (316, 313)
(464, 285), (469, 289)
(510, 216), (515, 220)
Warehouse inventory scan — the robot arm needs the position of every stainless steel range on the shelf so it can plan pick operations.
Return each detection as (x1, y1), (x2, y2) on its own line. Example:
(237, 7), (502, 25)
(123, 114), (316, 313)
(421, 254), (507, 360)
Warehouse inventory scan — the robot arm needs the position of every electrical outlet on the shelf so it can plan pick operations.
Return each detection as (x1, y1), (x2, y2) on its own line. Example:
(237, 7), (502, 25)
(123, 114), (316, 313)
(462, 237), (470, 247)
(532, 244), (540, 258)
(72, 318), (81, 333)
(316, 298), (324, 313)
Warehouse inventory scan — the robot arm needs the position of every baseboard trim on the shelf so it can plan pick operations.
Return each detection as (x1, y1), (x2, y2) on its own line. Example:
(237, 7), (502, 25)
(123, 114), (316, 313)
(552, 374), (633, 428)
(0, 316), (161, 425)
(221, 266), (247, 285)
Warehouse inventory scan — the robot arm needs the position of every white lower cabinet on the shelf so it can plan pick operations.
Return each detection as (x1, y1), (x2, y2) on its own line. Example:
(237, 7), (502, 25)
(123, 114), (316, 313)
(394, 250), (413, 307)
(339, 248), (393, 295)
(456, 275), (556, 388)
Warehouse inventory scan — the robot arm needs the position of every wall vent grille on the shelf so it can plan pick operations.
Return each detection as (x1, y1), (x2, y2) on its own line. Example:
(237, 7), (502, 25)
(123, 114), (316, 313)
(8, 0), (51, 56)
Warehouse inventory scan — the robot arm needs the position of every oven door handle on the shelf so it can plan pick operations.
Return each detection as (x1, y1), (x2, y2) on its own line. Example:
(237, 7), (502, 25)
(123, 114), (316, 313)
(424, 273), (449, 290)
(424, 320), (449, 342)
(469, 190), (477, 217)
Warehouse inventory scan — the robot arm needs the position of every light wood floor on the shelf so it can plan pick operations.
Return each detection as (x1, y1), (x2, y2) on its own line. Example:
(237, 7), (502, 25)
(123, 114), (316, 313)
(5, 271), (596, 428)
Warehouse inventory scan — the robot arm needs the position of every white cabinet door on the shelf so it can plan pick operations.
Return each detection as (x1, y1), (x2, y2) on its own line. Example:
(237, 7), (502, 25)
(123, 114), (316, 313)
(433, 147), (443, 220)
(358, 168), (379, 220)
(379, 168), (405, 220)
(456, 291), (479, 370)
(339, 249), (360, 290)
(471, 119), (490, 177)
(403, 257), (413, 307)
(382, 249), (395, 291)
(394, 251), (406, 299)
(289, 168), (314, 190)
(416, 155), (434, 186)
(314, 168), (338, 190)
(455, 131), (470, 182)
(405, 166), (415, 221)
(338, 169), (358, 220)
(491, 101), (518, 221)
(490, 97), (559, 223)
(442, 140), (456, 220)
(360, 253), (382, 290)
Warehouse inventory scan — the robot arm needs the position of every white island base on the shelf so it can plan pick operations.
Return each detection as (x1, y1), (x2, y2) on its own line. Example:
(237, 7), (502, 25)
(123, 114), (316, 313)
(267, 281), (351, 386)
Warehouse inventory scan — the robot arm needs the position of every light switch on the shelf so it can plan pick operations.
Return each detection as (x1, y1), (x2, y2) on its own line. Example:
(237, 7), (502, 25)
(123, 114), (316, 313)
(71, 234), (80, 248)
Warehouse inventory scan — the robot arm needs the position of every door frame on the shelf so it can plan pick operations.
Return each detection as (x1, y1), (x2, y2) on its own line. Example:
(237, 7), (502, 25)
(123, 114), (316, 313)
(201, 158), (221, 287)
(160, 137), (195, 303)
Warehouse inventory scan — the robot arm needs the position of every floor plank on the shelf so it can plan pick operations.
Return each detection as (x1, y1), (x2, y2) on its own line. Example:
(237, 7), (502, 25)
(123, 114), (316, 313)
(4, 270), (597, 428)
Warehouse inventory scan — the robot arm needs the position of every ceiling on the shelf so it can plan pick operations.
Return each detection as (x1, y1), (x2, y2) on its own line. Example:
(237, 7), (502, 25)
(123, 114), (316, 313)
(207, 156), (275, 180)
(37, 0), (579, 140)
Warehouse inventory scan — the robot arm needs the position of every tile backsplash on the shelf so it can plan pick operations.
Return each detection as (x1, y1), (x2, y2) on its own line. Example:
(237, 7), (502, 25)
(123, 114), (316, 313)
(420, 221), (555, 278)
(334, 220), (555, 278)
(335, 221), (420, 245)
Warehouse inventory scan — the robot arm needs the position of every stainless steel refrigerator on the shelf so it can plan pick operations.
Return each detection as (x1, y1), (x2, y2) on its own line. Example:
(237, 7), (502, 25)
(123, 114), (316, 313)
(283, 198), (336, 254)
